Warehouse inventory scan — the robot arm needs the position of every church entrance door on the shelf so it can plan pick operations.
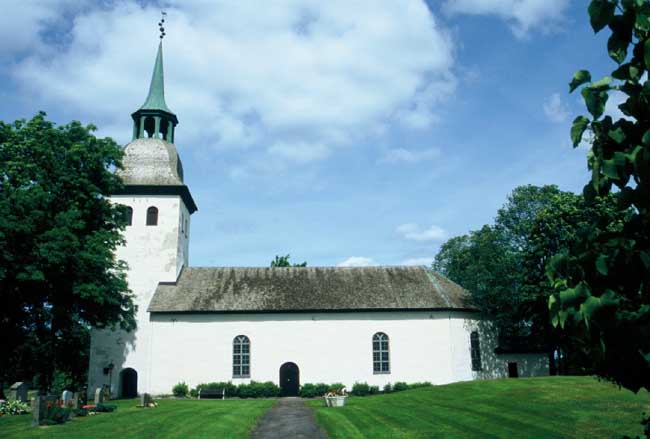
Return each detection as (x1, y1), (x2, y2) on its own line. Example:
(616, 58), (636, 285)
(279, 362), (299, 396)
(120, 368), (138, 398)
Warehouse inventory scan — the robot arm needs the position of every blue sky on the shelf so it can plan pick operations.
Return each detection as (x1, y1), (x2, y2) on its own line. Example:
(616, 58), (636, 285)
(0, 0), (616, 267)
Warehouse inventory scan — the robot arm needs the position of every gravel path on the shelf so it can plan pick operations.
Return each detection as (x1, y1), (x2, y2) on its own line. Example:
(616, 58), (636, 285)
(250, 398), (328, 439)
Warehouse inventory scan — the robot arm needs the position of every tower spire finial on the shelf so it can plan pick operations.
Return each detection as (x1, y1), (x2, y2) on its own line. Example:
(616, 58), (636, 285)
(158, 11), (167, 40)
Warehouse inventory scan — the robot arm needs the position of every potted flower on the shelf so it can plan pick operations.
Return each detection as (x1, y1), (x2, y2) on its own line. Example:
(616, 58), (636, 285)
(323, 387), (347, 407)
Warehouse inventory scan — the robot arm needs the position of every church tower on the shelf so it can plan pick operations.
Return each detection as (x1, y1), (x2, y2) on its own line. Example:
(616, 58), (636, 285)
(87, 35), (197, 398)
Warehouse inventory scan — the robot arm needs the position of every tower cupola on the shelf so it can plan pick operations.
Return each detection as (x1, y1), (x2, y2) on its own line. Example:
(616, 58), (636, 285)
(131, 42), (178, 142)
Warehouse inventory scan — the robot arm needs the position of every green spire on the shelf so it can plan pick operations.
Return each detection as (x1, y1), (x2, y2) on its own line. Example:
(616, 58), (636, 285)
(140, 42), (174, 114)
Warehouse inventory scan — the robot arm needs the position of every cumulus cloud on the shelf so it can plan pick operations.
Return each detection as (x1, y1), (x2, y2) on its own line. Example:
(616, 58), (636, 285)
(396, 223), (447, 241)
(400, 257), (434, 266)
(543, 93), (569, 123)
(0, 0), (85, 56)
(442, 0), (570, 38)
(11, 0), (456, 171)
(379, 147), (441, 164)
(268, 141), (330, 163)
(337, 256), (377, 267)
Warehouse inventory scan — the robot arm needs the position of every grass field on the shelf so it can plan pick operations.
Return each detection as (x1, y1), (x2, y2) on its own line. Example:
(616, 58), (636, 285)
(309, 376), (650, 439)
(0, 398), (274, 439)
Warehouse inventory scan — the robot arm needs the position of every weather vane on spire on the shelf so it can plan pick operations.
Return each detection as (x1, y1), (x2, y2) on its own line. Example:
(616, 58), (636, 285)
(158, 11), (167, 40)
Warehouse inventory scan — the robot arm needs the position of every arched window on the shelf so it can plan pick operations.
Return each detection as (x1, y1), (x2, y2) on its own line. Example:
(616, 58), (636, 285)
(124, 206), (133, 226)
(373, 332), (390, 374)
(146, 206), (158, 226)
(233, 335), (250, 378)
(470, 331), (482, 371)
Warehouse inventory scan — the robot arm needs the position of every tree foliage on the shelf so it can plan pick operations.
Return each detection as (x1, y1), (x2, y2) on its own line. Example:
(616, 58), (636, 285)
(0, 113), (136, 393)
(270, 254), (307, 267)
(548, 0), (650, 393)
(434, 185), (621, 372)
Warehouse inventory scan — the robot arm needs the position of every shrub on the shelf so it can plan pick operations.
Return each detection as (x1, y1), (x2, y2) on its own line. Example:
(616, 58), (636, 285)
(73, 408), (88, 417)
(95, 404), (117, 413)
(0, 400), (30, 415)
(43, 406), (70, 425)
(192, 382), (239, 398)
(369, 385), (380, 395)
(172, 382), (189, 398)
(409, 382), (432, 389)
(383, 383), (393, 393)
(237, 381), (280, 398)
(351, 382), (370, 396)
(393, 382), (409, 392)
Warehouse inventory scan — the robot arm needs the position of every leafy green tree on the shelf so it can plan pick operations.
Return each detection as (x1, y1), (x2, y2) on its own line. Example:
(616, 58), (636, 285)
(548, 0), (650, 393)
(434, 225), (521, 336)
(435, 185), (562, 337)
(435, 185), (621, 373)
(0, 113), (136, 394)
(270, 254), (307, 267)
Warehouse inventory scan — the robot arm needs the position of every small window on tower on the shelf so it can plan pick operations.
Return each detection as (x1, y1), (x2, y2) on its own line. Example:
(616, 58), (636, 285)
(146, 206), (158, 226)
(185, 219), (188, 236)
(125, 206), (133, 226)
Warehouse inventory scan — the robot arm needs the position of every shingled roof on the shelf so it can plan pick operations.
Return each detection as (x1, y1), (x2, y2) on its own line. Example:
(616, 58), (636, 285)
(148, 266), (474, 313)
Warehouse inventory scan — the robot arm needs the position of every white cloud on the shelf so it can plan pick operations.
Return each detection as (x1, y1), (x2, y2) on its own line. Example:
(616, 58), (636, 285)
(380, 147), (441, 164)
(400, 257), (434, 266)
(442, 0), (570, 38)
(337, 256), (377, 267)
(396, 223), (447, 241)
(0, 0), (86, 56)
(268, 141), (330, 163)
(11, 0), (456, 169)
(543, 93), (569, 123)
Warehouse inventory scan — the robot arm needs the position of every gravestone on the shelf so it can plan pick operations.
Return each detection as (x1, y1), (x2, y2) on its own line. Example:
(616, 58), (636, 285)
(9, 382), (28, 403)
(140, 393), (152, 407)
(70, 392), (80, 409)
(31, 396), (46, 427)
(94, 387), (104, 405)
(61, 390), (73, 406)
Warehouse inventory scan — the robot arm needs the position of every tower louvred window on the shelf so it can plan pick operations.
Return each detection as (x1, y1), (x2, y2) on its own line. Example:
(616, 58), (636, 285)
(125, 206), (133, 226)
(146, 206), (158, 226)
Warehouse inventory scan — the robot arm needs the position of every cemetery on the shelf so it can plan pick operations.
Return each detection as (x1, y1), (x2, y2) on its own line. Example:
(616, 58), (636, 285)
(0, 377), (649, 438)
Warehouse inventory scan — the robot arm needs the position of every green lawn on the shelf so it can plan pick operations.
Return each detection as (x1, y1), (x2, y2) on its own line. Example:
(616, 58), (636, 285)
(0, 398), (274, 439)
(309, 376), (650, 439)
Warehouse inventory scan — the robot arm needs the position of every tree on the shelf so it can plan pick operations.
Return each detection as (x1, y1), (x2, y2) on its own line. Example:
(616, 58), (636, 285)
(270, 254), (307, 267)
(548, 0), (650, 394)
(434, 225), (521, 336)
(434, 185), (621, 374)
(434, 185), (563, 339)
(0, 113), (136, 394)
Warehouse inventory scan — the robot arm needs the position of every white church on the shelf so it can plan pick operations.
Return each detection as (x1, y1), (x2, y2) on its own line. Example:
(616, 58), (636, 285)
(87, 40), (549, 399)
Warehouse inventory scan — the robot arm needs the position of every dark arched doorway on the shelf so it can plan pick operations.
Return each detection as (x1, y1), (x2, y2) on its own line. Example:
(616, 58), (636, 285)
(279, 362), (299, 396)
(120, 368), (138, 398)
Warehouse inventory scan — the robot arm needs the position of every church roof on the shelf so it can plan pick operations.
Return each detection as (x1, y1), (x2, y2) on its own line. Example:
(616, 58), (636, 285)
(148, 266), (474, 313)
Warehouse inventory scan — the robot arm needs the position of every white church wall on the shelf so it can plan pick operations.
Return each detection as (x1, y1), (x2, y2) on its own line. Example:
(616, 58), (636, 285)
(87, 194), (188, 398)
(145, 311), (487, 395)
